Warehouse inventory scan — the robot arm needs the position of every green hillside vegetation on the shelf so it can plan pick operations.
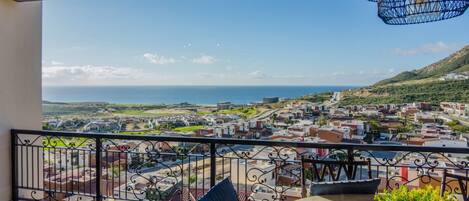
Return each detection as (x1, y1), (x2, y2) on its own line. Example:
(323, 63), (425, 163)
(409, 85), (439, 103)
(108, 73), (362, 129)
(376, 45), (469, 85)
(43, 103), (104, 116)
(106, 103), (166, 111)
(455, 64), (469, 73)
(375, 71), (419, 86)
(43, 102), (167, 117)
(299, 92), (333, 103)
(217, 107), (259, 118)
(113, 109), (156, 116)
(340, 45), (469, 105)
(340, 79), (469, 106)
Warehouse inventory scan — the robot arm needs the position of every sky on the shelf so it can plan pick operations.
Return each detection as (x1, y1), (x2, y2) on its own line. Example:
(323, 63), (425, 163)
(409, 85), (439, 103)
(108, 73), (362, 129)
(42, 0), (469, 86)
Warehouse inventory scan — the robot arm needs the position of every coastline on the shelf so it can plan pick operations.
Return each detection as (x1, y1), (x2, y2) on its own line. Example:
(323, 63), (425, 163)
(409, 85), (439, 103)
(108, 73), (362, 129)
(43, 85), (357, 105)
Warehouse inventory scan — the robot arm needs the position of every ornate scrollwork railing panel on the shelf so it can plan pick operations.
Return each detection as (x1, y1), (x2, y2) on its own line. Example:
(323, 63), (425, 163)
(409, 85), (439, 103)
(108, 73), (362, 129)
(12, 130), (469, 201)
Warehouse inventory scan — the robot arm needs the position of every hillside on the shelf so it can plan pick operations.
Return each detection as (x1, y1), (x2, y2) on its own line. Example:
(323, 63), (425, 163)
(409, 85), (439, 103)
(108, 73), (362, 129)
(340, 45), (469, 106)
(376, 45), (469, 85)
(340, 79), (469, 106)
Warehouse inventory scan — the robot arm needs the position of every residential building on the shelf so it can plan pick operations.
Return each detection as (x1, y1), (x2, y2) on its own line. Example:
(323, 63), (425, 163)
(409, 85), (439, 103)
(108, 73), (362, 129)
(414, 112), (437, 123)
(439, 72), (469, 81)
(421, 123), (453, 138)
(398, 106), (420, 119)
(440, 102), (469, 117)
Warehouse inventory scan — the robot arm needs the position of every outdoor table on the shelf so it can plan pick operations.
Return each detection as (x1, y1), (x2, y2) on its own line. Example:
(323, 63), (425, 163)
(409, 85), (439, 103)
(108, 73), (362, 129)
(296, 194), (375, 201)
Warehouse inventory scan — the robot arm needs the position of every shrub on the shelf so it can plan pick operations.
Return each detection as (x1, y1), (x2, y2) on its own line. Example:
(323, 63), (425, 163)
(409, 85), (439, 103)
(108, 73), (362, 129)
(374, 186), (457, 201)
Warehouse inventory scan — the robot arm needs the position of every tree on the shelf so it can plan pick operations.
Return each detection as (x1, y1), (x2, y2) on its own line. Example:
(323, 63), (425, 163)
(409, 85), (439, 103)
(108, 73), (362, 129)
(133, 123), (140, 130)
(271, 113), (278, 124)
(318, 114), (327, 126)
(189, 175), (197, 184)
(285, 118), (295, 125)
(368, 119), (381, 133)
(42, 123), (55, 131)
(447, 120), (469, 133)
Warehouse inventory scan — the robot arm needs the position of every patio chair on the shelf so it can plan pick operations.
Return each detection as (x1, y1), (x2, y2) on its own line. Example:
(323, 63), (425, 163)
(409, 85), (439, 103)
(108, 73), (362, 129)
(198, 178), (238, 201)
(309, 178), (381, 196)
(441, 169), (469, 201)
(300, 157), (376, 197)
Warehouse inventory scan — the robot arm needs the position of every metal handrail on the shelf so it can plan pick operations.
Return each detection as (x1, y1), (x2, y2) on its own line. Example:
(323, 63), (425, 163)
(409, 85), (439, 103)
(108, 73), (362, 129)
(12, 129), (469, 154)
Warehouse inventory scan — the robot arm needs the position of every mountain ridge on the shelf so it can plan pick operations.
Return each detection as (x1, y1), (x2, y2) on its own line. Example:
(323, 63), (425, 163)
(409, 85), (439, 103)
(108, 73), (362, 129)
(375, 45), (469, 86)
(339, 45), (469, 106)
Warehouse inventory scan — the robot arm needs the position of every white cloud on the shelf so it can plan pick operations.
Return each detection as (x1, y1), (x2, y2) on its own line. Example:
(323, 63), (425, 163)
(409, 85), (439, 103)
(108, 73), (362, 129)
(272, 75), (309, 79)
(246, 71), (311, 80)
(51, 60), (64, 65)
(196, 73), (227, 79)
(248, 71), (269, 79)
(332, 71), (346, 76)
(393, 42), (453, 56)
(192, 55), (216, 64)
(43, 65), (145, 85)
(143, 53), (177, 65)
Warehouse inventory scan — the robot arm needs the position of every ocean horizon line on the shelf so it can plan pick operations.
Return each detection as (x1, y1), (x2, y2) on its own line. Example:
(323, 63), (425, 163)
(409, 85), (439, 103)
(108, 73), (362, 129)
(43, 85), (363, 88)
(42, 85), (357, 105)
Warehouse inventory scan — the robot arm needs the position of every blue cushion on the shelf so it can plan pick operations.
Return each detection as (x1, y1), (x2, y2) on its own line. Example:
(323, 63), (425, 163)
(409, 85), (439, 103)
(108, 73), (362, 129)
(310, 178), (381, 196)
(198, 178), (238, 201)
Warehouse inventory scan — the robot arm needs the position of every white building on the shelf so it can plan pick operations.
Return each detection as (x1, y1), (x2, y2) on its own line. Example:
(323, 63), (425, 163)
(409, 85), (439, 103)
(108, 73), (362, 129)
(423, 139), (468, 149)
(440, 102), (469, 118)
(439, 73), (469, 81)
(214, 123), (236, 137)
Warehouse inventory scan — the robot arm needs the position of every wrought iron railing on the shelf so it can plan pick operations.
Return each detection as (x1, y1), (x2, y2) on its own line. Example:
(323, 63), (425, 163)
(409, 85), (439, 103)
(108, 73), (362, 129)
(11, 129), (469, 201)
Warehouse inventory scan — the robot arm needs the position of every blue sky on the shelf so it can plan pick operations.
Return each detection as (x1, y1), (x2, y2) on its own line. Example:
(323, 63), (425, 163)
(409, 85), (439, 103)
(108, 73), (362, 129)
(42, 0), (469, 86)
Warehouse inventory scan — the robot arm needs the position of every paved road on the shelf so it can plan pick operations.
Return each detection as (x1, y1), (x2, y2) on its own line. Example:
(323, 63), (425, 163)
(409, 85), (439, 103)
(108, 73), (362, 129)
(322, 91), (341, 108)
(438, 112), (469, 126)
(332, 91), (341, 102)
(252, 109), (279, 121)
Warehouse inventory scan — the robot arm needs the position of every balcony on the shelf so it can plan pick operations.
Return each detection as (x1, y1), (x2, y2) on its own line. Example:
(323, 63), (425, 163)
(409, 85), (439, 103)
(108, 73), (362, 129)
(3, 1), (469, 201)
(12, 129), (469, 201)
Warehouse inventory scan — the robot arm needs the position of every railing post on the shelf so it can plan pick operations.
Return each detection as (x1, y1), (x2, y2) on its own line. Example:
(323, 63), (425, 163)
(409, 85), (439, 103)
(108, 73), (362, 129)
(347, 148), (354, 179)
(440, 169), (448, 197)
(11, 130), (18, 201)
(210, 143), (216, 187)
(300, 155), (306, 198)
(96, 137), (103, 201)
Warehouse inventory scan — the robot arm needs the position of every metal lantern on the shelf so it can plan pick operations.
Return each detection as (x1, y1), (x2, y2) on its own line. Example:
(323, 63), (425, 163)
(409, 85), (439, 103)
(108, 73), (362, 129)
(377, 0), (469, 25)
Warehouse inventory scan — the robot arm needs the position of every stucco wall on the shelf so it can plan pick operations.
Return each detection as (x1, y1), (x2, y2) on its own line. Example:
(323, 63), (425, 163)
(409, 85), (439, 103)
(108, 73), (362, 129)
(0, 0), (42, 199)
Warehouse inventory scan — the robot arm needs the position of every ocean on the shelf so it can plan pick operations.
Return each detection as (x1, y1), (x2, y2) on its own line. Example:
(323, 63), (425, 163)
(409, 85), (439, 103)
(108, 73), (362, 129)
(43, 86), (356, 105)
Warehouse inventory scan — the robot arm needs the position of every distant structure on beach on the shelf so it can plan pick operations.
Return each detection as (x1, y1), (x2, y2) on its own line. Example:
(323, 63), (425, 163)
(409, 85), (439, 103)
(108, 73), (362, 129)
(263, 97), (280, 104)
(217, 101), (233, 110)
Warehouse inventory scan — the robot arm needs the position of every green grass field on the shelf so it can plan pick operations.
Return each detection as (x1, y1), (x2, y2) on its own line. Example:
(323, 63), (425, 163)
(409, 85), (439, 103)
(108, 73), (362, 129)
(118, 129), (161, 135)
(113, 109), (154, 116)
(217, 107), (259, 118)
(172, 125), (204, 132)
